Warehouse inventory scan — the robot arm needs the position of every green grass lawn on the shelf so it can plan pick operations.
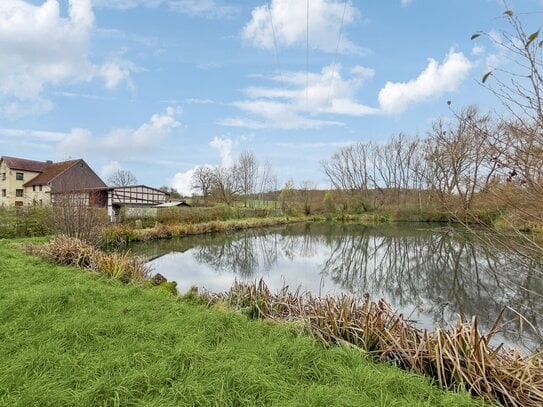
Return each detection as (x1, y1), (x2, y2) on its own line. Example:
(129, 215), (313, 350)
(0, 239), (487, 406)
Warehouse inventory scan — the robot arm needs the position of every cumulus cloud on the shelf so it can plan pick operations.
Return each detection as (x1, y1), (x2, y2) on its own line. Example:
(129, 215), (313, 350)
(170, 167), (197, 196)
(170, 136), (237, 196)
(57, 106), (182, 158)
(243, 0), (364, 54)
(0, 0), (133, 116)
(220, 64), (377, 130)
(210, 136), (235, 167)
(378, 51), (472, 115)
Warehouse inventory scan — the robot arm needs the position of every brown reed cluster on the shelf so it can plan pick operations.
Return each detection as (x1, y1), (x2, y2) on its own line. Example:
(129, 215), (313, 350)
(203, 280), (543, 407)
(26, 235), (151, 283)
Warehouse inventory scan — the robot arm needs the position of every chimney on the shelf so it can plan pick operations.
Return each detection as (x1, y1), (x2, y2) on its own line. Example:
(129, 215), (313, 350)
(46, 160), (53, 164)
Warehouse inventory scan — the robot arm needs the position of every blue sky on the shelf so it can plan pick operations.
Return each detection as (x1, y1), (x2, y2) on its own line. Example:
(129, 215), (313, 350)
(0, 0), (540, 194)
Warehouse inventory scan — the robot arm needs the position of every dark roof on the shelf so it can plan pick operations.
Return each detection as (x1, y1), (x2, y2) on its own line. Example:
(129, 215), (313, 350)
(1, 156), (50, 173)
(23, 160), (80, 187)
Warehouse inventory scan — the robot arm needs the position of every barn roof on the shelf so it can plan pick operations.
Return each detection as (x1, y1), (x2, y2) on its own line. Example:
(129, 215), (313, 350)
(1, 156), (50, 173)
(23, 160), (81, 187)
(154, 201), (191, 208)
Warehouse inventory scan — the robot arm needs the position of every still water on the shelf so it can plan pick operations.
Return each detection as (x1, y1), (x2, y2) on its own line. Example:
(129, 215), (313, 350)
(128, 222), (543, 350)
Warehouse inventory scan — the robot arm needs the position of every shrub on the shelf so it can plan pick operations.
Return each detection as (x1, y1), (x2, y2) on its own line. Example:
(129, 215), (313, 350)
(89, 250), (150, 283)
(0, 206), (51, 238)
(102, 224), (137, 247)
(48, 196), (108, 244)
(31, 235), (150, 283)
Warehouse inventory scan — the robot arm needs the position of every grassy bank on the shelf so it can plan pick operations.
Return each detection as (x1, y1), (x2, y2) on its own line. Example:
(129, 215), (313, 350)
(0, 240), (484, 406)
(102, 216), (312, 246)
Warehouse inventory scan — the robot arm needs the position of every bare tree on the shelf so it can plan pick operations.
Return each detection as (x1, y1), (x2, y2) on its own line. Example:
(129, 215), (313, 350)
(191, 166), (214, 203)
(425, 107), (498, 212)
(108, 170), (138, 187)
(256, 160), (277, 208)
(298, 181), (316, 215)
(459, 6), (543, 254)
(49, 193), (108, 244)
(210, 166), (242, 206)
(237, 151), (258, 207)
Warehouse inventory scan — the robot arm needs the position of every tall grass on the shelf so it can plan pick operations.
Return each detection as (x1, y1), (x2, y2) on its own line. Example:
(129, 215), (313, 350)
(1, 239), (483, 406)
(103, 217), (304, 247)
(198, 280), (543, 407)
(26, 235), (150, 283)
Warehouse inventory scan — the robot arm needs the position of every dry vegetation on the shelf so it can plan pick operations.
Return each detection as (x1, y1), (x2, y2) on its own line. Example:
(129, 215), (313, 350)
(25, 235), (150, 283)
(193, 280), (543, 407)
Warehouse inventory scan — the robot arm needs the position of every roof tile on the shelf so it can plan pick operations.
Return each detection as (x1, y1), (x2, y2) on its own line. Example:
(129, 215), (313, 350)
(24, 160), (80, 187)
(1, 156), (50, 173)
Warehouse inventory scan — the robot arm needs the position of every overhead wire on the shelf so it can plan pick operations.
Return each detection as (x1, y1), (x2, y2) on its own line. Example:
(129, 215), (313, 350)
(267, 1), (283, 84)
(306, 0), (310, 108)
(327, 1), (349, 107)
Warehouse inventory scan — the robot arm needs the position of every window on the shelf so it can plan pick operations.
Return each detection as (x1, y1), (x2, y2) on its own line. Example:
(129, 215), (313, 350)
(15, 201), (23, 207)
(33, 185), (36, 192)
(1, 189), (5, 197)
(39, 199), (43, 206)
(16, 172), (24, 181)
(39, 185), (43, 191)
(1, 173), (5, 181)
(15, 189), (23, 197)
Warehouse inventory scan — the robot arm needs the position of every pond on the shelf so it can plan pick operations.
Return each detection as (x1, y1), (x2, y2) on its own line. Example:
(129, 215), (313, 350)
(127, 222), (543, 350)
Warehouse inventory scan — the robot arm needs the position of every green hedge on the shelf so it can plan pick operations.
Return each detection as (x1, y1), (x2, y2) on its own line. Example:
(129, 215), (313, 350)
(0, 206), (50, 238)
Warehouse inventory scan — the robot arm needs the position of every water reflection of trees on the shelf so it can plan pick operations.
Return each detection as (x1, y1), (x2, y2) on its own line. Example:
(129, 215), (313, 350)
(133, 223), (543, 346)
(194, 229), (279, 277)
(320, 226), (543, 346)
(192, 223), (324, 277)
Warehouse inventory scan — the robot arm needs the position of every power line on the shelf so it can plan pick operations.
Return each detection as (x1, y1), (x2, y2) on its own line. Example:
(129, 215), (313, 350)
(267, 1), (283, 84)
(327, 1), (349, 107)
(306, 0), (310, 108)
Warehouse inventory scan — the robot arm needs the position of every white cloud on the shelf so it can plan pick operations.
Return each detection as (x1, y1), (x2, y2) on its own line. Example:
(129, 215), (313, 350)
(378, 51), (472, 115)
(57, 106), (182, 158)
(171, 135), (239, 196)
(1, 99), (55, 119)
(93, 0), (237, 18)
(0, 0), (133, 116)
(184, 98), (216, 104)
(0, 127), (67, 142)
(243, 0), (364, 54)
(401, 0), (413, 7)
(170, 167), (197, 196)
(209, 136), (234, 167)
(220, 64), (377, 130)
(100, 160), (123, 178)
(471, 45), (485, 56)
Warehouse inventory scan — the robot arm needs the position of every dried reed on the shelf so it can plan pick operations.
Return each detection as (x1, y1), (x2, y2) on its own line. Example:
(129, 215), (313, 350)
(203, 280), (543, 407)
(27, 235), (151, 283)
